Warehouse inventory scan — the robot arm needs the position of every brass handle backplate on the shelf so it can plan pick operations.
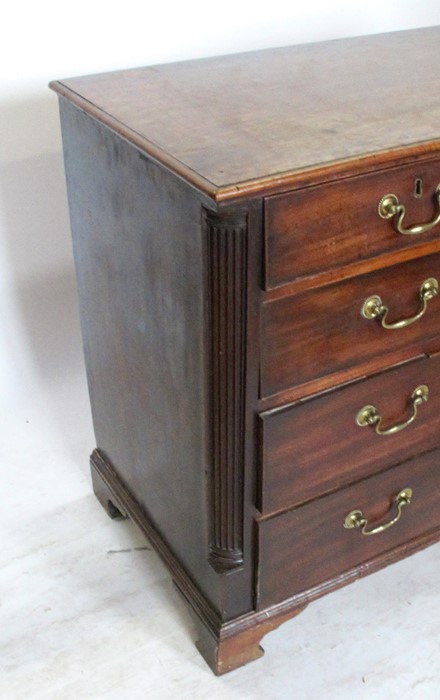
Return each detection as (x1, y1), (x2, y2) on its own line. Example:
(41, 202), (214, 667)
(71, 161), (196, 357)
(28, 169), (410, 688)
(361, 278), (438, 329)
(378, 184), (440, 235)
(356, 384), (429, 436)
(344, 488), (413, 536)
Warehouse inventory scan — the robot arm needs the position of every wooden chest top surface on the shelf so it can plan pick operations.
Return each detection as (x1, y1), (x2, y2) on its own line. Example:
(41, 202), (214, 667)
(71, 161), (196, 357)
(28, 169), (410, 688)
(51, 26), (440, 200)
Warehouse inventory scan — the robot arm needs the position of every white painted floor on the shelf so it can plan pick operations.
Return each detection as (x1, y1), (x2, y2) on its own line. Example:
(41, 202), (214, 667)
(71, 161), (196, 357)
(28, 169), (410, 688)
(2, 294), (440, 699)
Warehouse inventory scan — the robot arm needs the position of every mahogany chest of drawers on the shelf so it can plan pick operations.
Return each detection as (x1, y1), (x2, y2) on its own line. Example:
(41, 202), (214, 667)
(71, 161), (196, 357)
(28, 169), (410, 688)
(51, 26), (440, 674)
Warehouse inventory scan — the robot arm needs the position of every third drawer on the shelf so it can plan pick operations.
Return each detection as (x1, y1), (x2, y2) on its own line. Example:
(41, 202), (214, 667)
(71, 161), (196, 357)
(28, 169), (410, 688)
(258, 352), (440, 516)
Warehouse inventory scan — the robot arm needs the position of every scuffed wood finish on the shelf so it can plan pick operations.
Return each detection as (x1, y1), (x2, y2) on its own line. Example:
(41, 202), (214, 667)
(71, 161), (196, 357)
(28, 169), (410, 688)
(90, 447), (232, 632)
(193, 601), (307, 675)
(261, 251), (440, 397)
(264, 238), (440, 302)
(259, 353), (440, 515)
(205, 209), (248, 572)
(93, 446), (309, 676)
(258, 339), (440, 413)
(50, 27), (440, 201)
(91, 452), (127, 520)
(258, 447), (440, 609)
(265, 159), (440, 288)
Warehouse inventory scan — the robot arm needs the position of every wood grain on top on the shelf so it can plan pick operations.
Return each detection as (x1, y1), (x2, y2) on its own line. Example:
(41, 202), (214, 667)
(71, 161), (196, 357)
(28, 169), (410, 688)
(51, 27), (440, 200)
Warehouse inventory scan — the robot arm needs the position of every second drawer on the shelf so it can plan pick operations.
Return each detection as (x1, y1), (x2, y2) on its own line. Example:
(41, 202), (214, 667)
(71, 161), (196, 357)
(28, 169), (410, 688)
(261, 251), (440, 397)
(259, 353), (440, 515)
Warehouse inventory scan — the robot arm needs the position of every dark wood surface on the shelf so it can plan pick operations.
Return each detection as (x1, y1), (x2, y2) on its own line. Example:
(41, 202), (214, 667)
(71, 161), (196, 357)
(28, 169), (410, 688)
(258, 447), (440, 608)
(265, 159), (440, 288)
(59, 98), (257, 620)
(50, 27), (440, 200)
(261, 251), (440, 397)
(259, 353), (440, 515)
(205, 210), (248, 572)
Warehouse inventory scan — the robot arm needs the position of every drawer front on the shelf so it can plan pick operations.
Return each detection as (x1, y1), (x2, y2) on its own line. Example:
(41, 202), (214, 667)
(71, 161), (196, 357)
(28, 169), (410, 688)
(259, 353), (440, 515)
(258, 447), (440, 609)
(261, 251), (440, 397)
(265, 160), (440, 289)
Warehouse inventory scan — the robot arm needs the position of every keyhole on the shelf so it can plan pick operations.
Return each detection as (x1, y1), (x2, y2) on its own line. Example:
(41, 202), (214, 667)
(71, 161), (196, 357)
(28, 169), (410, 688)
(414, 177), (423, 198)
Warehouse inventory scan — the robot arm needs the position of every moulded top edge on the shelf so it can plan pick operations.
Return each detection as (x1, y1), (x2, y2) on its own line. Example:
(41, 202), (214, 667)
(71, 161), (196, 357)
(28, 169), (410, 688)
(50, 28), (440, 200)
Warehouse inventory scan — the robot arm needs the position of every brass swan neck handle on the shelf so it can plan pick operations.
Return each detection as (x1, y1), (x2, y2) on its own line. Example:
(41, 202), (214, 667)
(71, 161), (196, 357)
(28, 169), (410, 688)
(356, 385), (429, 436)
(378, 184), (440, 235)
(344, 488), (413, 536)
(361, 278), (438, 330)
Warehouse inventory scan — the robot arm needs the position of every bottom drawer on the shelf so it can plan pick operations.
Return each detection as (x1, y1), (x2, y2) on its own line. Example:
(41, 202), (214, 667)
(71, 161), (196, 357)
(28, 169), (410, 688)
(257, 448), (440, 609)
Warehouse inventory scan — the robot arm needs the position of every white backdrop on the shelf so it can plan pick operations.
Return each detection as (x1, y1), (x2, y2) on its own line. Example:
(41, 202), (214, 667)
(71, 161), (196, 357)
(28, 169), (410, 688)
(1, 0), (440, 456)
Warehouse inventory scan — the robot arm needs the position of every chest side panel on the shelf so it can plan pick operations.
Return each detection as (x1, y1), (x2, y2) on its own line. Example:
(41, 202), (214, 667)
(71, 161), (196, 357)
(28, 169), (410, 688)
(59, 99), (216, 604)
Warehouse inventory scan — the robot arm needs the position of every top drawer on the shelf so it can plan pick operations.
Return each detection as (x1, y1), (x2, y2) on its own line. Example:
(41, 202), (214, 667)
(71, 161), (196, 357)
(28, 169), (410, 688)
(265, 160), (440, 289)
